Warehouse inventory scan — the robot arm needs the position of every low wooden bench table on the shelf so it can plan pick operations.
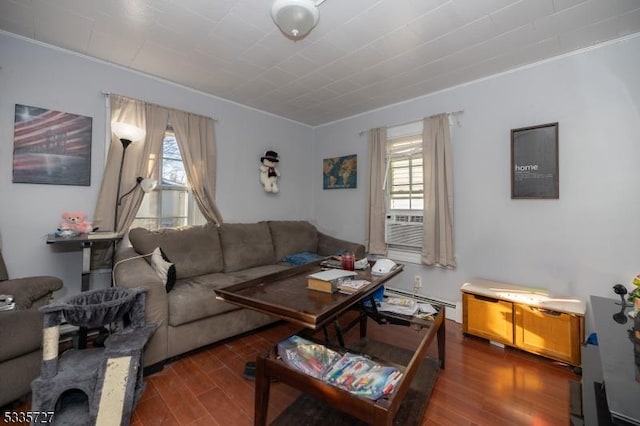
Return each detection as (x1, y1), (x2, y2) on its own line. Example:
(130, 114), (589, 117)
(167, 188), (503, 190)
(214, 261), (445, 425)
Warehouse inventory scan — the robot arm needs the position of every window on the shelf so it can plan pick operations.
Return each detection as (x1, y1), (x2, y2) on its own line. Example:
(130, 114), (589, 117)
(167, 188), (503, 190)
(384, 125), (425, 258)
(387, 134), (423, 211)
(131, 129), (204, 229)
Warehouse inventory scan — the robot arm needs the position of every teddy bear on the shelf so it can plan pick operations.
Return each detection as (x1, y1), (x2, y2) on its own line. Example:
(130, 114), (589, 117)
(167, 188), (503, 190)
(259, 150), (280, 193)
(59, 212), (93, 234)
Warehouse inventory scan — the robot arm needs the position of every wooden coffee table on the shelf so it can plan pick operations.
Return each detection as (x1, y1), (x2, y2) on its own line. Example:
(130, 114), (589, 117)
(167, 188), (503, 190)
(215, 261), (403, 330)
(214, 261), (445, 426)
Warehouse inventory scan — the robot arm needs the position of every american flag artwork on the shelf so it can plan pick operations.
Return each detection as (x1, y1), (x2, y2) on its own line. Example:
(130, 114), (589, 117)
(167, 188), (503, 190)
(12, 104), (92, 186)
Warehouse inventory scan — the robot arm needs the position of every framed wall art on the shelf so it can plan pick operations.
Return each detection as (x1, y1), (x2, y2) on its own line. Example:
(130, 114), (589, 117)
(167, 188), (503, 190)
(323, 154), (357, 189)
(12, 104), (92, 186)
(511, 122), (558, 199)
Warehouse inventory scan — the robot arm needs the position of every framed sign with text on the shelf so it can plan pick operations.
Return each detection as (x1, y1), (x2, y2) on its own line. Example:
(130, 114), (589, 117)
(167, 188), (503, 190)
(511, 122), (558, 199)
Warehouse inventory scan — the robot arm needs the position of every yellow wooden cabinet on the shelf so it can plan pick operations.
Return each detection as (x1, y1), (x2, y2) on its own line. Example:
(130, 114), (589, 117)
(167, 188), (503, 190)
(514, 304), (583, 365)
(462, 293), (514, 345)
(461, 279), (586, 367)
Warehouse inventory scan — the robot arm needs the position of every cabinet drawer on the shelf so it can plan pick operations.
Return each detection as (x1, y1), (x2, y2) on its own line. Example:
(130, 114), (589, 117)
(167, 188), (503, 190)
(515, 304), (582, 366)
(462, 292), (514, 345)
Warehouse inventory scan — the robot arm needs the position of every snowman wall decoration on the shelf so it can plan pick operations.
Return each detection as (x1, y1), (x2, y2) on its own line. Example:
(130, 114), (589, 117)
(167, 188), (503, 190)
(259, 150), (280, 193)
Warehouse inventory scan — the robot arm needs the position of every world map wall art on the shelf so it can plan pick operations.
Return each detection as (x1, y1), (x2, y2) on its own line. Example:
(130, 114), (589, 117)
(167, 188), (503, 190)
(323, 154), (357, 189)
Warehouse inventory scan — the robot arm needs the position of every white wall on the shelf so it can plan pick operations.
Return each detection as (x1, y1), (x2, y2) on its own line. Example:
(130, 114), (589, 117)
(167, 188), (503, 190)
(0, 33), (313, 295)
(312, 35), (640, 314)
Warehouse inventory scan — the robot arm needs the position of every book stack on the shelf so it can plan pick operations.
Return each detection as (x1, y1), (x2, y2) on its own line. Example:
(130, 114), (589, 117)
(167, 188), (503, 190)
(307, 269), (358, 293)
(377, 297), (420, 316)
(337, 279), (371, 294)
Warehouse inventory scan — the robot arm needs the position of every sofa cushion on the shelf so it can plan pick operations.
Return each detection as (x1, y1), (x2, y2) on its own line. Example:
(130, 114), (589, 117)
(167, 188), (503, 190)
(168, 264), (289, 327)
(0, 309), (43, 361)
(0, 277), (62, 309)
(268, 221), (319, 261)
(129, 224), (223, 279)
(219, 223), (276, 273)
(168, 273), (241, 327)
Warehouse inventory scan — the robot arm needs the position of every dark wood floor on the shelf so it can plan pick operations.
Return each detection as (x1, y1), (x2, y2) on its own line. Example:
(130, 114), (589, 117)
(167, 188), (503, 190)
(4, 314), (578, 426)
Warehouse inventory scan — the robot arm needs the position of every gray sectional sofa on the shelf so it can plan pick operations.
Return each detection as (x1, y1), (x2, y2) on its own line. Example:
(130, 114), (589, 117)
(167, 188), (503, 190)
(114, 220), (365, 369)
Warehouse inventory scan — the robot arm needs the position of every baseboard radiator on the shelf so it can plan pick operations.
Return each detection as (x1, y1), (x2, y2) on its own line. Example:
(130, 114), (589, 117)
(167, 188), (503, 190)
(384, 286), (461, 323)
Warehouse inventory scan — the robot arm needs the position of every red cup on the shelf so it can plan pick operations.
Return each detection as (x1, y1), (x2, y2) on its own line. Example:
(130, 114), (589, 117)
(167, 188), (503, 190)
(341, 252), (355, 271)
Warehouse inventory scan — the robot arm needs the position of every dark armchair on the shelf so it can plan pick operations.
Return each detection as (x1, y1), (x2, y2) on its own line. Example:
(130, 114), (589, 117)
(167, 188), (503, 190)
(0, 249), (62, 407)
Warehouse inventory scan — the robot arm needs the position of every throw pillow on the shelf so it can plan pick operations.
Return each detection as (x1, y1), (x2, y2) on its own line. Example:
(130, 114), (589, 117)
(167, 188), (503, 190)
(281, 251), (324, 266)
(150, 247), (176, 292)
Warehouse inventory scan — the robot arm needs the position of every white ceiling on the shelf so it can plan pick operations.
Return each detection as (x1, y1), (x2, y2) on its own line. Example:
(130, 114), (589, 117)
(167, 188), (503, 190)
(1, 0), (639, 126)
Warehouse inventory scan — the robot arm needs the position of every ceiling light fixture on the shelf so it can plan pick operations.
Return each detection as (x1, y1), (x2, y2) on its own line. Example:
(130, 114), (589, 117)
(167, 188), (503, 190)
(271, 0), (327, 40)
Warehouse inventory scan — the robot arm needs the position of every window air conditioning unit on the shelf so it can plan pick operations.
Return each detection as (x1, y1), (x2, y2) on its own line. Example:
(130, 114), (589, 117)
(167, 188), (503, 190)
(385, 212), (423, 248)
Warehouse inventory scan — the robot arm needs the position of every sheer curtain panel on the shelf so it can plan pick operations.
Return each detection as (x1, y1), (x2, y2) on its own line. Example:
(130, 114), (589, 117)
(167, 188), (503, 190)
(171, 111), (223, 225)
(367, 127), (387, 255)
(421, 114), (456, 267)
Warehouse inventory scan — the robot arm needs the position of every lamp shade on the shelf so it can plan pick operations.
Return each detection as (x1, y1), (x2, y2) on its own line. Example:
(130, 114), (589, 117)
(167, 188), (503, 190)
(271, 0), (319, 39)
(111, 122), (146, 143)
(140, 178), (158, 193)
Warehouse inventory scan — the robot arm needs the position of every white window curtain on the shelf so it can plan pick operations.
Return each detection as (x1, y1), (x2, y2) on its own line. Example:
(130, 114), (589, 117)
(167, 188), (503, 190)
(367, 127), (387, 255)
(170, 110), (223, 225)
(421, 114), (456, 267)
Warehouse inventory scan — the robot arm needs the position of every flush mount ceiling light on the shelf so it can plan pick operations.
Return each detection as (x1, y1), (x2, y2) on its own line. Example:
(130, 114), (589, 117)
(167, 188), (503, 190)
(271, 0), (326, 40)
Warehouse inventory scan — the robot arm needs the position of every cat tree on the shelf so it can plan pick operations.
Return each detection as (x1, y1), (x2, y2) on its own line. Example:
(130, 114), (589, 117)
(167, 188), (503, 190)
(31, 287), (156, 425)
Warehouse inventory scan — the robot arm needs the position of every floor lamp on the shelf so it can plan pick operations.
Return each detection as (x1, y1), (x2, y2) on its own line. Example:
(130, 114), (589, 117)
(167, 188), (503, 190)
(110, 122), (146, 233)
